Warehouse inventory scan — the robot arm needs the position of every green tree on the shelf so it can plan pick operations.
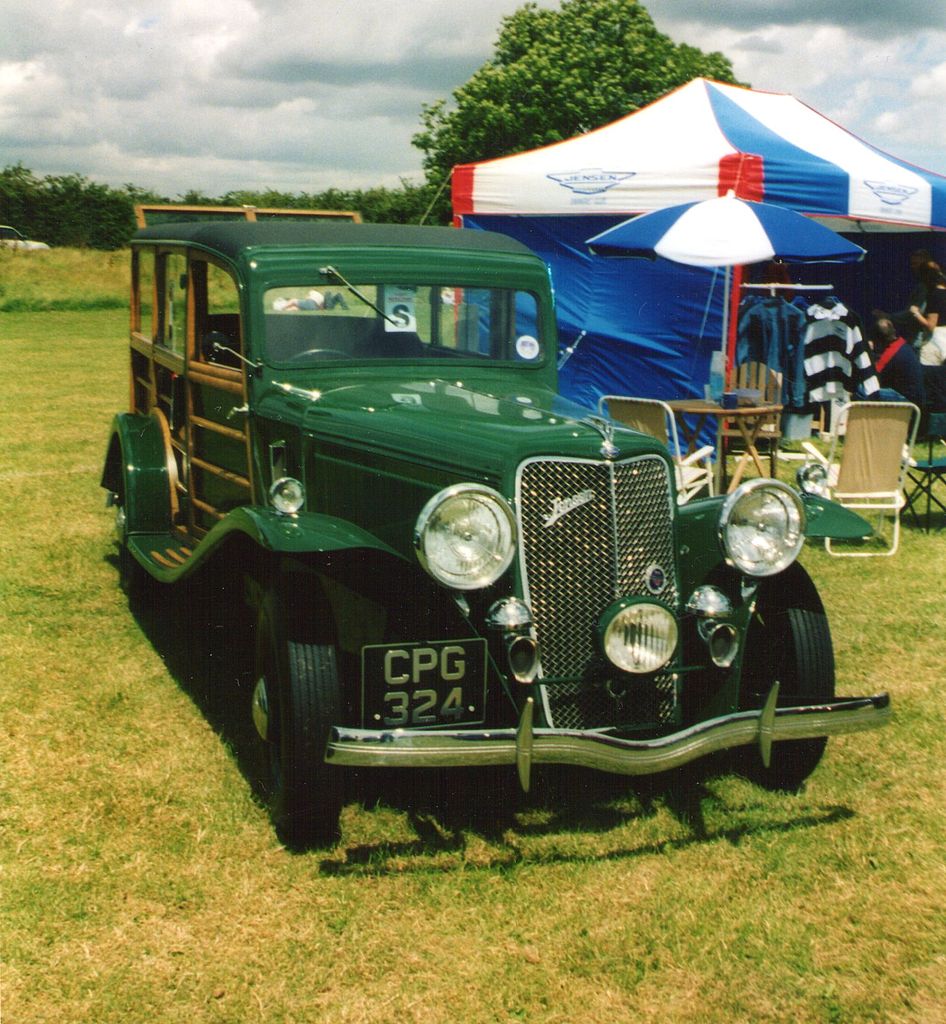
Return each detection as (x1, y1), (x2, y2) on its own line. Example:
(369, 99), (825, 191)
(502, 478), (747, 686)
(0, 165), (143, 248)
(220, 180), (441, 225)
(0, 164), (42, 230)
(413, 0), (743, 217)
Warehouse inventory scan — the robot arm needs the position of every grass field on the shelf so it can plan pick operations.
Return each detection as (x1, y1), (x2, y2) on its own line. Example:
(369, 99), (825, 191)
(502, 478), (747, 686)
(0, 247), (130, 312)
(2, 289), (945, 1022)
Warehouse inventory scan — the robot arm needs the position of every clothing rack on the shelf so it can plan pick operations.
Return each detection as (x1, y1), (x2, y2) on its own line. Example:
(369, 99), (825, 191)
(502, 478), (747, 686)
(742, 282), (835, 297)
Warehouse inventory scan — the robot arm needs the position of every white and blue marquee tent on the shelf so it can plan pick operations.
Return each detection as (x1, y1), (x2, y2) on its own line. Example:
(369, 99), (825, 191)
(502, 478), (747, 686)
(453, 78), (946, 408)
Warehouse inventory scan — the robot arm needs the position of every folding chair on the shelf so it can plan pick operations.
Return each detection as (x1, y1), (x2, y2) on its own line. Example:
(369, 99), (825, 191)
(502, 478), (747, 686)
(720, 361), (782, 475)
(801, 401), (919, 556)
(599, 396), (715, 503)
(903, 412), (946, 532)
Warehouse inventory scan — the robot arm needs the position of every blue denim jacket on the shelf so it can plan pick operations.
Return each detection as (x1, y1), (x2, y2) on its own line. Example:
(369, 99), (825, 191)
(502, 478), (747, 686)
(736, 297), (809, 410)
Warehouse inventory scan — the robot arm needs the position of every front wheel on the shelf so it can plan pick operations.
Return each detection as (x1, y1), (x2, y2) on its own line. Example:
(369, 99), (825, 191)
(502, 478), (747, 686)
(253, 587), (344, 847)
(739, 591), (836, 791)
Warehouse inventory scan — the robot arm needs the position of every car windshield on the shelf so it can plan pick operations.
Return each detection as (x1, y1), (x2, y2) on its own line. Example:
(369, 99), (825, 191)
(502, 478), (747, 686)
(263, 282), (542, 366)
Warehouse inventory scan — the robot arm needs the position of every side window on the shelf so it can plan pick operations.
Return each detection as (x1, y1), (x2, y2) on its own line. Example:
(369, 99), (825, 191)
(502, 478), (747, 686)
(129, 248), (158, 417)
(159, 253), (188, 356)
(194, 259), (242, 365)
(131, 248), (156, 342)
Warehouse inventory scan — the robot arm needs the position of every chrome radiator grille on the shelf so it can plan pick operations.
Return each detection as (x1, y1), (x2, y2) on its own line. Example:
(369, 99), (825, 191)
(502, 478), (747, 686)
(516, 455), (679, 730)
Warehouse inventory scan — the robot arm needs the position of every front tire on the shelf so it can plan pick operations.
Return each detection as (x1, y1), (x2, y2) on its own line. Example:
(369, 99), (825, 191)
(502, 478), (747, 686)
(253, 585), (344, 847)
(739, 585), (836, 791)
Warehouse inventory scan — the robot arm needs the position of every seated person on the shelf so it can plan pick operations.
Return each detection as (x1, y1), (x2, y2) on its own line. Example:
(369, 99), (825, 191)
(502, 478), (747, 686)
(868, 315), (926, 408)
(868, 313), (946, 434)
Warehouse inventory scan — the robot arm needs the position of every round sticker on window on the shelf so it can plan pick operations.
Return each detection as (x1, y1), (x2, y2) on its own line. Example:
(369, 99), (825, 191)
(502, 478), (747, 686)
(516, 335), (540, 360)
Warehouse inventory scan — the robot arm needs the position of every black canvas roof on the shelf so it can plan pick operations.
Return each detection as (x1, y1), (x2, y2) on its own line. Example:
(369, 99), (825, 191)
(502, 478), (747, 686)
(132, 220), (535, 261)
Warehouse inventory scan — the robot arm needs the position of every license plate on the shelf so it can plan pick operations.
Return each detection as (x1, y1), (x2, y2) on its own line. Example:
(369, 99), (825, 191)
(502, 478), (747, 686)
(361, 638), (487, 728)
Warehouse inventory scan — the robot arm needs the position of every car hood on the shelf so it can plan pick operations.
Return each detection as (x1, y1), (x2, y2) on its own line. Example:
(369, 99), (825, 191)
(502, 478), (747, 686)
(257, 373), (662, 478)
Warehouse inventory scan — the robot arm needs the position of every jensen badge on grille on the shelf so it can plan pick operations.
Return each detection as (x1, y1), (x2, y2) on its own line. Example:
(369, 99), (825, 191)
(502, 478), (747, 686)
(544, 488), (595, 527)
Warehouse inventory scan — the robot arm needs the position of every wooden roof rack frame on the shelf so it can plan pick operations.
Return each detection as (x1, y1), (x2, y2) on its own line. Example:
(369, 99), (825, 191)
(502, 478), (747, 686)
(134, 203), (362, 229)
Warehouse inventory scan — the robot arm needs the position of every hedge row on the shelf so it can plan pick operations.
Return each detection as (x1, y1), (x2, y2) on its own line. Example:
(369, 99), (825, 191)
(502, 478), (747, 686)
(0, 165), (447, 251)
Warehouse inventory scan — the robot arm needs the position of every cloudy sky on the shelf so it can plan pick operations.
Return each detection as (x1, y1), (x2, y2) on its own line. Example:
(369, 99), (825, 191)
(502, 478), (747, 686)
(2, 0), (945, 198)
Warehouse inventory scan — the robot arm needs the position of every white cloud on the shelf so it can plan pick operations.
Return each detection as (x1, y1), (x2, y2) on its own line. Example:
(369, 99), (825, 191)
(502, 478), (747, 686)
(0, 59), (45, 97)
(1, 0), (944, 197)
(911, 60), (946, 98)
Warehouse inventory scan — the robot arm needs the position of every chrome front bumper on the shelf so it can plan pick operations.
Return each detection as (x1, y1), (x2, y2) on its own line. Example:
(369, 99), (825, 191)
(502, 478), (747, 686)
(327, 687), (890, 791)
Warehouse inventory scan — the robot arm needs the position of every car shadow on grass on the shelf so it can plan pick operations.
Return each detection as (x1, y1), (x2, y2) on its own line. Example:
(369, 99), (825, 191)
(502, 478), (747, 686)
(115, 564), (855, 870)
(318, 763), (855, 876)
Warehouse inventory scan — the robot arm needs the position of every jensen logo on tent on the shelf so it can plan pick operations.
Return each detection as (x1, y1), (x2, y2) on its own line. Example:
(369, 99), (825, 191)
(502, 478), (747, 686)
(548, 168), (635, 195)
(864, 181), (919, 206)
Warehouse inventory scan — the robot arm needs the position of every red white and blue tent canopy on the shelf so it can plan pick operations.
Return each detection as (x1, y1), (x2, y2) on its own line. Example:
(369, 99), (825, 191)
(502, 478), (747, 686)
(454, 77), (946, 230)
(453, 79), (946, 411)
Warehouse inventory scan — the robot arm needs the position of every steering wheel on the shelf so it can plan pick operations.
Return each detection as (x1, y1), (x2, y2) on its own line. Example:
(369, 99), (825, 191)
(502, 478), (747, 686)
(286, 348), (350, 362)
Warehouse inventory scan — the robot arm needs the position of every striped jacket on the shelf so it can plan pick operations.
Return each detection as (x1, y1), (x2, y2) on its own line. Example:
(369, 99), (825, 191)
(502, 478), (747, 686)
(803, 301), (879, 402)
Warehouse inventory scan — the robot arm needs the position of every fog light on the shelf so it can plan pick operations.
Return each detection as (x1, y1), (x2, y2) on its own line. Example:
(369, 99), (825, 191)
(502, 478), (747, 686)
(599, 599), (678, 675)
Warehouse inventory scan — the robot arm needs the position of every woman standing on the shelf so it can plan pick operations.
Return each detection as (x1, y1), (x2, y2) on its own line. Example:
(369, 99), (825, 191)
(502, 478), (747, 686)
(910, 261), (946, 365)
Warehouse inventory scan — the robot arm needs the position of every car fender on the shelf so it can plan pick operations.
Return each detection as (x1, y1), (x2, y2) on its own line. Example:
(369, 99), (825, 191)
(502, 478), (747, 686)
(214, 506), (404, 560)
(674, 495), (728, 594)
(125, 505), (408, 586)
(799, 494), (872, 539)
(101, 412), (173, 533)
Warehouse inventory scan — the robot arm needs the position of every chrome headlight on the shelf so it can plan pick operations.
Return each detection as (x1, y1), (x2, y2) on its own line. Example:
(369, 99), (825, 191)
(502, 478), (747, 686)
(719, 479), (805, 577)
(269, 476), (305, 515)
(599, 599), (678, 674)
(414, 483), (516, 590)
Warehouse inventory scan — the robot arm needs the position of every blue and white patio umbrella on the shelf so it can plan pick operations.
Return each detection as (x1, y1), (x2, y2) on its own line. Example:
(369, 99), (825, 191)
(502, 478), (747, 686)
(587, 192), (866, 362)
(586, 192), (867, 267)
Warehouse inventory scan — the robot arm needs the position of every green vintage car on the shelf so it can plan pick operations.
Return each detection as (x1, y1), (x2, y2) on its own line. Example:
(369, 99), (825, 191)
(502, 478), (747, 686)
(101, 218), (889, 846)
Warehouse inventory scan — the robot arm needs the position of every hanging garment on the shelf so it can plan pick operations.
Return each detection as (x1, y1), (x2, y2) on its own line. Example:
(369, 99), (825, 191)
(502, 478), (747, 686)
(736, 296), (787, 371)
(803, 300), (879, 403)
(736, 295), (814, 411)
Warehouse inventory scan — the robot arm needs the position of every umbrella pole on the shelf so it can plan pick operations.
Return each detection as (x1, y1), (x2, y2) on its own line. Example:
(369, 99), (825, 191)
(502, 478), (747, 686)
(725, 264), (743, 381)
(721, 265), (730, 361)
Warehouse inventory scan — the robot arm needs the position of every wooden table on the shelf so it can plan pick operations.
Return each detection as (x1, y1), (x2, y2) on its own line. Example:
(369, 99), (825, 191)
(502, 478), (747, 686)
(666, 399), (783, 493)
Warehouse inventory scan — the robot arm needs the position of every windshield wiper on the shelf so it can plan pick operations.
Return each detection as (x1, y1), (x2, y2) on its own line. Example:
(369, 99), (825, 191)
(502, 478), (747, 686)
(318, 264), (398, 326)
